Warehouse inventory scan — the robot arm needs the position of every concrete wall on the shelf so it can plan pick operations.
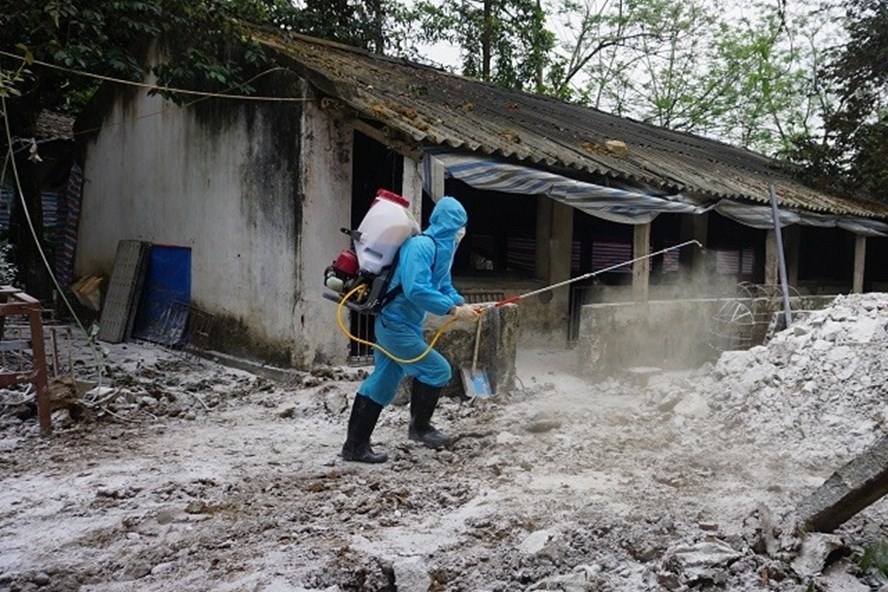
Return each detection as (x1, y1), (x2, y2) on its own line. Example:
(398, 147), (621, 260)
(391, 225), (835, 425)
(454, 276), (570, 347)
(77, 74), (353, 368)
(575, 295), (838, 378)
(293, 100), (354, 366)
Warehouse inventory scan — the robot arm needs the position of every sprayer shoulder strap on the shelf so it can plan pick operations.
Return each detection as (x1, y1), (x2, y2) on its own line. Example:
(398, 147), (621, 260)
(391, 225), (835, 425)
(379, 234), (437, 308)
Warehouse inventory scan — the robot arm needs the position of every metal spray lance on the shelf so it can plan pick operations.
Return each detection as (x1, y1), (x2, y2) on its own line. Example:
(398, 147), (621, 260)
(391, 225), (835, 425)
(489, 239), (704, 308)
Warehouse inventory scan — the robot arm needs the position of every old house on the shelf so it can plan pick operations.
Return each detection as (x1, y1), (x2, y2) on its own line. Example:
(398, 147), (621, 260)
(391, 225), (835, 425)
(1, 110), (80, 296)
(74, 27), (888, 369)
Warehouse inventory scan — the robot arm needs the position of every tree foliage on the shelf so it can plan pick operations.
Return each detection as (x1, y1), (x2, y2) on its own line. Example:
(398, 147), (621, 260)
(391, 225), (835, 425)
(0, 0), (422, 134)
(544, 0), (664, 103)
(613, 0), (722, 129)
(784, 0), (888, 199)
(542, 0), (840, 157)
(0, 1), (300, 131)
(413, 0), (555, 92)
(284, 1), (417, 55)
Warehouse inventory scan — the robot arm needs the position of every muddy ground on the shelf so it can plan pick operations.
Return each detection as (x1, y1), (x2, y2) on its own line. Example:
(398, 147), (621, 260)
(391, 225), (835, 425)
(2, 293), (888, 592)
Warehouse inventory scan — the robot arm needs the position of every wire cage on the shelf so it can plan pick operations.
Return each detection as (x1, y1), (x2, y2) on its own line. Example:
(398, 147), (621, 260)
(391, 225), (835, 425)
(149, 301), (215, 358)
(708, 283), (799, 352)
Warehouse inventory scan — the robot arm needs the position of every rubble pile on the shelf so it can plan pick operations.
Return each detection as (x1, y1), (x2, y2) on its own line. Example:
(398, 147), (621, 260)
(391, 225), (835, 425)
(643, 293), (888, 465)
(704, 293), (886, 466)
(0, 342), (372, 430)
(0, 358), (264, 428)
(3, 295), (888, 592)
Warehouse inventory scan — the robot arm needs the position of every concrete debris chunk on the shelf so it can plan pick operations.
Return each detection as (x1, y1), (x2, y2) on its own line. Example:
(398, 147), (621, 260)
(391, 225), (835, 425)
(796, 434), (888, 533)
(393, 556), (431, 592)
(790, 533), (845, 577)
(518, 529), (551, 554)
(661, 540), (742, 585)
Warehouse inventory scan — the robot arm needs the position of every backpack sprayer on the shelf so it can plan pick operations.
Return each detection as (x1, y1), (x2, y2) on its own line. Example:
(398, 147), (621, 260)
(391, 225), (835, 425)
(323, 188), (455, 364)
(323, 189), (420, 314)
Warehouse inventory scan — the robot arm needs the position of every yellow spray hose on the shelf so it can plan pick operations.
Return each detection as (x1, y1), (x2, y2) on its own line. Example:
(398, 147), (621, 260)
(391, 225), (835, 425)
(335, 283), (464, 364)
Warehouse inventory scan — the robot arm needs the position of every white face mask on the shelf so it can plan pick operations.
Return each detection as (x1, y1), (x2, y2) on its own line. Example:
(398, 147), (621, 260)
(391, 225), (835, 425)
(455, 227), (466, 245)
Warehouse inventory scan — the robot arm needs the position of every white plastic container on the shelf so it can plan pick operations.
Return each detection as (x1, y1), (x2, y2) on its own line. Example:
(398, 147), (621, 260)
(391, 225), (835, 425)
(354, 189), (419, 274)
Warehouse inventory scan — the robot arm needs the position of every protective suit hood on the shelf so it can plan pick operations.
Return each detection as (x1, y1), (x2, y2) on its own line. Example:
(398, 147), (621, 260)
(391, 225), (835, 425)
(425, 196), (467, 240)
(378, 196), (467, 328)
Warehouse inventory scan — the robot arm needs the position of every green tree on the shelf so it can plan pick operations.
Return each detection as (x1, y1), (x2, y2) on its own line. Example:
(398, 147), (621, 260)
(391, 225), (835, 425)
(1, 1), (288, 127)
(552, 0), (843, 159)
(545, 0), (663, 103)
(413, 0), (555, 92)
(623, 0), (721, 129)
(691, 0), (841, 155)
(785, 0), (888, 199)
(286, 0), (415, 55)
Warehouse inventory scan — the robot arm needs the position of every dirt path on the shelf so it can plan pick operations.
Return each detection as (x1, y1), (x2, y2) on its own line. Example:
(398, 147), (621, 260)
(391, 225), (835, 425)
(2, 316), (887, 591)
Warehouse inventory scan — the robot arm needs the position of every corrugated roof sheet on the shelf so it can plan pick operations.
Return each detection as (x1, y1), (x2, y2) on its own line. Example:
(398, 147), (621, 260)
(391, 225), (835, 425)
(254, 28), (888, 219)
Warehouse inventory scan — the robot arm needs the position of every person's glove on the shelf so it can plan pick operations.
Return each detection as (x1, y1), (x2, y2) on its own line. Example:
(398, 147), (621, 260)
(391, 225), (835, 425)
(451, 303), (480, 321)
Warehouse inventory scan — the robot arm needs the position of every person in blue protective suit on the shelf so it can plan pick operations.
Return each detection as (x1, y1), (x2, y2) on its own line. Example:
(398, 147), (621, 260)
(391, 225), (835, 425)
(341, 196), (479, 464)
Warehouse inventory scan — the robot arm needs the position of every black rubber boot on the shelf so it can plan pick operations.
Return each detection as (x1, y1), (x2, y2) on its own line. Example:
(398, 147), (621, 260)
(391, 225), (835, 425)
(408, 380), (453, 450)
(341, 394), (388, 463)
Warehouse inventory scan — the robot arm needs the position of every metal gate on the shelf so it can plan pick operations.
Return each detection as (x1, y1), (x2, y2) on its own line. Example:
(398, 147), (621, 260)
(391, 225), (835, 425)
(568, 285), (596, 342)
(348, 311), (376, 366)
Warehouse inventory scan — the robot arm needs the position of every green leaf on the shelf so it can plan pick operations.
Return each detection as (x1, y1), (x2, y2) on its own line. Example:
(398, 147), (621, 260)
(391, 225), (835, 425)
(14, 43), (34, 65)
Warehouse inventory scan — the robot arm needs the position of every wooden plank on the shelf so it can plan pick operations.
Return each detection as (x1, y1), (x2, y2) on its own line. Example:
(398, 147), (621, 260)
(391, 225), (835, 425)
(0, 339), (31, 351)
(0, 372), (35, 387)
(98, 240), (151, 343)
(797, 435), (888, 533)
(0, 303), (43, 315)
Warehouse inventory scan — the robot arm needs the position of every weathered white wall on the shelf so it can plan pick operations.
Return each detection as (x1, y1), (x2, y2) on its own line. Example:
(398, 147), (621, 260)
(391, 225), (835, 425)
(78, 76), (352, 367)
(293, 100), (353, 366)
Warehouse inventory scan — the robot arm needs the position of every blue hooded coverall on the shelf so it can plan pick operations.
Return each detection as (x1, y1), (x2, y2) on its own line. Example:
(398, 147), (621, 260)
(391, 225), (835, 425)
(359, 196), (467, 407)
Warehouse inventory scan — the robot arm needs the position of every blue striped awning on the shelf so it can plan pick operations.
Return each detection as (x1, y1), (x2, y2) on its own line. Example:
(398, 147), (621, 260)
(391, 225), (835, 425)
(422, 150), (705, 225)
(713, 200), (888, 237)
(422, 150), (888, 236)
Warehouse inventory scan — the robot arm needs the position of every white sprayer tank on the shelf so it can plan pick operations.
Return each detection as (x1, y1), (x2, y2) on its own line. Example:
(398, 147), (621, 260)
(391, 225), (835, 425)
(354, 189), (419, 274)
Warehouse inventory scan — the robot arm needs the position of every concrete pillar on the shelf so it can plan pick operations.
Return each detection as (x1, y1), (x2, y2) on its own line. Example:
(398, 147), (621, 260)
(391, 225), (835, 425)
(853, 234), (867, 293)
(402, 156), (423, 222)
(535, 197), (574, 285)
(633, 222), (651, 302)
(785, 225), (800, 288)
(425, 153), (445, 202)
(535, 196), (553, 281)
(765, 229), (778, 287)
(535, 197), (573, 317)
(679, 213), (708, 275)
(550, 202), (573, 293)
